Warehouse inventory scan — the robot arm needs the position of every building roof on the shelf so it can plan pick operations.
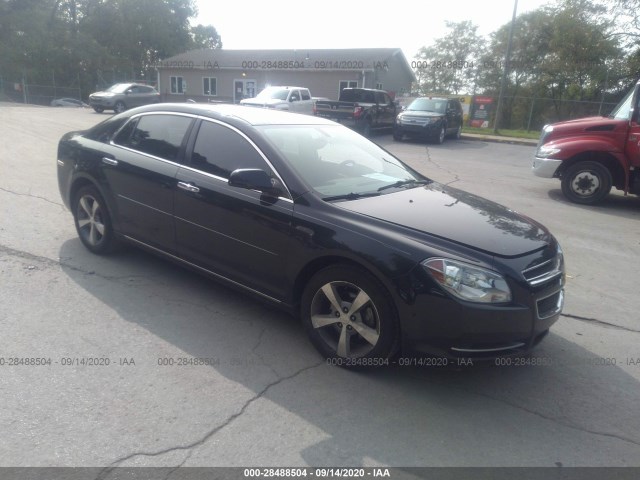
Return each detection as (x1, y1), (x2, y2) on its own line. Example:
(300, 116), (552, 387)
(158, 48), (416, 81)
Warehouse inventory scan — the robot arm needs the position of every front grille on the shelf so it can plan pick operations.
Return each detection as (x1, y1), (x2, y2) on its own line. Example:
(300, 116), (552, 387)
(522, 255), (563, 287)
(536, 290), (564, 319)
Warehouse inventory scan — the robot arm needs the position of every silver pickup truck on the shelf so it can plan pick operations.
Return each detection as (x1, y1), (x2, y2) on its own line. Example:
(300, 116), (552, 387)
(240, 86), (315, 115)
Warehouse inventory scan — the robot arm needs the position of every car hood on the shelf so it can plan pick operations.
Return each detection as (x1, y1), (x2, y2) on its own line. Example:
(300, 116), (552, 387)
(90, 91), (115, 98)
(241, 98), (284, 107)
(399, 110), (444, 118)
(335, 184), (551, 257)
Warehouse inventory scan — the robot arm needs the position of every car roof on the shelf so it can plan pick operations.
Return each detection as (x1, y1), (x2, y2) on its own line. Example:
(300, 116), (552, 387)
(129, 103), (334, 126)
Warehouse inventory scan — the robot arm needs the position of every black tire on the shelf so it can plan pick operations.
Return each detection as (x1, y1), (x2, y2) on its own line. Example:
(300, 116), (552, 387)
(93, 107), (104, 113)
(72, 185), (118, 254)
(362, 120), (372, 138)
(114, 101), (126, 114)
(560, 161), (612, 205)
(301, 265), (399, 366)
(433, 124), (446, 144)
(453, 125), (462, 140)
(393, 129), (403, 141)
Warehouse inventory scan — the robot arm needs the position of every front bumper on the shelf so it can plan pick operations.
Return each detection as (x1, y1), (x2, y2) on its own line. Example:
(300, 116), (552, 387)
(394, 120), (443, 138)
(532, 157), (563, 178)
(89, 97), (115, 108)
(395, 248), (564, 359)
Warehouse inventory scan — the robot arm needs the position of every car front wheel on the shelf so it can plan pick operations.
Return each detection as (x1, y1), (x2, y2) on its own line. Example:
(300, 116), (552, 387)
(301, 265), (399, 366)
(433, 125), (446, 144)
(93, 106), (104, 113)
(73, 185), (117, 254)
(560, 161), (612, 205)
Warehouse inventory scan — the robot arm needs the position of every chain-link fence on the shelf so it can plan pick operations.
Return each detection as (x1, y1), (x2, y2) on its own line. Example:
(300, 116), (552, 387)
(498, 95), (619, 132)
(0, 78), (82, 106)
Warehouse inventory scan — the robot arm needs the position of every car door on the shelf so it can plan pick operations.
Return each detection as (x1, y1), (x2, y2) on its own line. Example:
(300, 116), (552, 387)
(173, 119), (296, 300)
(105, 112), (194, 251)
(288, 89), (301, 113)
(447, 100), (463, 133)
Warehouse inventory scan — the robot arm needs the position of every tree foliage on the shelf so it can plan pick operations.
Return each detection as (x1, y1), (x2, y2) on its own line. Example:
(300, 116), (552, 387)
(413, 0), (635, 129)
(0, 0), (221, 96)
(414, 21), (486, 95)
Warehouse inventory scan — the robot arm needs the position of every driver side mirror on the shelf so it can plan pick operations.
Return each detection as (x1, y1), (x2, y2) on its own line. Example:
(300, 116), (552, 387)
(228, 168), (283, 197)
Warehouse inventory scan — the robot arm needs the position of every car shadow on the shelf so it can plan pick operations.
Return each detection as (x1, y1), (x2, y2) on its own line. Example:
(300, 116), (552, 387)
(58, 239), (640, 467)
(547, 188), (640, 220)
(376, 135), (491, 151)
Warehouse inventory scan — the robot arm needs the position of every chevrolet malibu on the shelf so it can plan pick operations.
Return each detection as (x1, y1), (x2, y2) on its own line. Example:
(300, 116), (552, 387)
(57, 104), (565, 365)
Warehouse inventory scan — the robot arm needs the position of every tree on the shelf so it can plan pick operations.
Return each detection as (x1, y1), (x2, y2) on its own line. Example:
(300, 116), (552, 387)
(413, 21), (485, 95)
(190, 24), (222, 50)
(0, 0), (222, 100)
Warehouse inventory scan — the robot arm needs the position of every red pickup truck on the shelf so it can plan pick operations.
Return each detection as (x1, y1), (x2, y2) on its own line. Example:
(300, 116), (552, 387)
(533, 79), (640, 204)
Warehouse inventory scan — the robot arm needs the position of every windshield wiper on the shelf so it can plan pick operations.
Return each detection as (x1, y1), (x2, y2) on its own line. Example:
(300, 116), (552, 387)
(323, 192), (382, 202)
(377, 179), (431, 192)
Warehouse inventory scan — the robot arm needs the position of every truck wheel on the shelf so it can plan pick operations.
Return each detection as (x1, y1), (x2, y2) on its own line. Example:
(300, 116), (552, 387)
(561, 161), (612, 205)
(433, 125), (446, 144)
(362, 121), (372, 138)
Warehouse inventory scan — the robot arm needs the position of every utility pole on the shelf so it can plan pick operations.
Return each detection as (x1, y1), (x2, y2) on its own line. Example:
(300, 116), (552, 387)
(493, 0), (518, 134)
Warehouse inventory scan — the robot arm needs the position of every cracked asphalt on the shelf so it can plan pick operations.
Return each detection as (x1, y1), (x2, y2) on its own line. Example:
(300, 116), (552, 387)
(1, 104), (639, 468)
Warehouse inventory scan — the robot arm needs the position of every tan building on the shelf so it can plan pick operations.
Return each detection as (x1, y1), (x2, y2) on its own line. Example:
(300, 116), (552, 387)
(156, 48), (416, 103)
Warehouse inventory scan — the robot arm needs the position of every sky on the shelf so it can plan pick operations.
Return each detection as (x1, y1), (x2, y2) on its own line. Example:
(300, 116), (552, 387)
(193, 0), (553, 60)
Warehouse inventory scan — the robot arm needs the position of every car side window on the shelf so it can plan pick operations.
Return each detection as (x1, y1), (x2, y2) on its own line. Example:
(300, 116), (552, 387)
(190, 121), (270, 178)
(301, 89), (311, 101)
(113, 114), (192, 162)
(290, 90), (300, 102)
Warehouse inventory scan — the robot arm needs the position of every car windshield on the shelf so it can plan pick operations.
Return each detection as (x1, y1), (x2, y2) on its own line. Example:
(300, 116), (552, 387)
(609, 85), (635, 120)
(106, 84), (132, 93)
(255, 88), (289, 101)
(407, 98), (447, 113)
(258, 124), (427, 198)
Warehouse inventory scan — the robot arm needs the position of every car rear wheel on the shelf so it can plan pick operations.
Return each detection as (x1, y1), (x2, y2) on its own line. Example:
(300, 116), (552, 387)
(301, 265), (399, 366)
(560, 161), (612, 205)
(114, 101), (126, 114)
(93, 107), (104, 113)
(73, 185), (118, 254)
(453, 125), (462, 140)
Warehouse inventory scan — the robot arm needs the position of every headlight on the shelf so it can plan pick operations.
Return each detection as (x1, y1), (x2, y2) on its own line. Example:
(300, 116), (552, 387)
(536, 144), (561, 158)
(422, 258), (512, 303)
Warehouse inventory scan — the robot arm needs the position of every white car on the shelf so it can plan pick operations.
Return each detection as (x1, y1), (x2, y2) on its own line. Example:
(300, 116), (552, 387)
(240, 86), (315, 115)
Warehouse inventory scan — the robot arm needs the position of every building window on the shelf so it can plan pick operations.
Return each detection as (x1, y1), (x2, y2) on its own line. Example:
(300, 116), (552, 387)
(376, 83), (384, 90)
(339, 80), (358, 94)
(170, 76), (185, 94)
(203, 77), (217, 96)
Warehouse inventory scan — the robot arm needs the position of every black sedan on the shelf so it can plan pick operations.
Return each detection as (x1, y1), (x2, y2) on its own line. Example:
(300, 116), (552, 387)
(57, 103), (564, 365)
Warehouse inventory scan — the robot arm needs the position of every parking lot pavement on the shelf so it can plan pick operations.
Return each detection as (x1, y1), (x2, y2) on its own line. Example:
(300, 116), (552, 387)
(1, 105), (639, 468)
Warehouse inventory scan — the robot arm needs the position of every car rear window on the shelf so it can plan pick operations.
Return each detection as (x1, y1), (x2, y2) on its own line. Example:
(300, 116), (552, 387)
(113, 114), (192, 162)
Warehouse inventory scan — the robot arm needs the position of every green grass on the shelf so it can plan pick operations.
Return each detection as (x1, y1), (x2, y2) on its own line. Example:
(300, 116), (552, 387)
(462, 126), (541, 140)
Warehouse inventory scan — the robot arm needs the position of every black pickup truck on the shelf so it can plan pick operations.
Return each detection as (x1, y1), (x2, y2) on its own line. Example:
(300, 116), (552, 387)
(315, 88), (398, 136)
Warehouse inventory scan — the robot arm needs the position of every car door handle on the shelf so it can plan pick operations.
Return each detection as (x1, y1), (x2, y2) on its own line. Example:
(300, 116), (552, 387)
(177, 181), (200, 193)
(102, 157), (118, 166)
